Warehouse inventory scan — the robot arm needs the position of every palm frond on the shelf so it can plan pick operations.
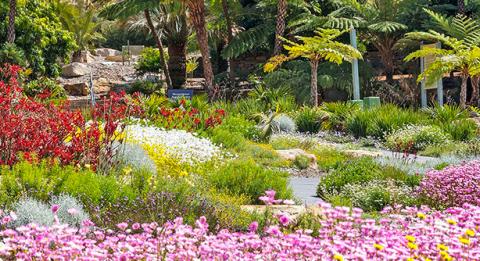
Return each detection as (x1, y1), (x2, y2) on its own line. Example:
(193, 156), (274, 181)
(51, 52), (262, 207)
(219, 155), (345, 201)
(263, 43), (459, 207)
(221, 23), (275, 59)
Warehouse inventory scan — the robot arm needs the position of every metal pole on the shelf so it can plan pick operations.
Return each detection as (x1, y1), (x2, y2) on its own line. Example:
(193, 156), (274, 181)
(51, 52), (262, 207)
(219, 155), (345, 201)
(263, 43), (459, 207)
(436, 42), (444, 106)
(350, 26), (360, 100)
(420, 56), (427, 108)
(89, 71), (95, 106)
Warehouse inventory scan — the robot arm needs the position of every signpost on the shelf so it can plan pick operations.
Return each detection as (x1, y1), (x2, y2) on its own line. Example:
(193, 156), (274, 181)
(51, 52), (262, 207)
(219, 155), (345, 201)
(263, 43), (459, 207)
(167, 89), (194, 100)
(420, 42), (444, 107)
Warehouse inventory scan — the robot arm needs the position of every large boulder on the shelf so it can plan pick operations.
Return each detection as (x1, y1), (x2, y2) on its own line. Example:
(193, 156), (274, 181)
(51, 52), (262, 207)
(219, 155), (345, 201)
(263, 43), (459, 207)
(105, 55), (124, 62)
(95, 48), (121, 57)
(93, 78), (112, 94)
(276, 149), (317, 169)
(62, 63), (89, 78)
(63, 82), (89, 96)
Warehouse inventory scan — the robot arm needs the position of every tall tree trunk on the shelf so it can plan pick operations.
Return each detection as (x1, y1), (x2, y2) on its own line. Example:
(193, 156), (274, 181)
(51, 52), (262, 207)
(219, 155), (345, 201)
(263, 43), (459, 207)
(7, 0), (17, 43)
(187, 0), (215, 98)
(144, 9), (173, 90)
(458, 0), (465, 14)
(375, 38), (396, 84)
(168, 40), (187, 88)
(273, 0), (287, 56)
(470, 76), (479, 105)
(221, 0), (235, 79)
(460, 73), (468, 108)
(310, 60), (319, 107)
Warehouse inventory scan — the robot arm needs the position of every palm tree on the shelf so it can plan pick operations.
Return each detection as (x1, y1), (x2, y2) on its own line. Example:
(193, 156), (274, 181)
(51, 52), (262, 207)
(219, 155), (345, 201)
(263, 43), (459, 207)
(7, 0), (16, 43)
(333, 0), (408, 83)
(273, 0), (287, 56)
(100, 0), (173, 89)
(56, 0), (105, 63)
(404, 9), (480, 107)
(183, 0), (216, 98)
(264, 29), (362, 106)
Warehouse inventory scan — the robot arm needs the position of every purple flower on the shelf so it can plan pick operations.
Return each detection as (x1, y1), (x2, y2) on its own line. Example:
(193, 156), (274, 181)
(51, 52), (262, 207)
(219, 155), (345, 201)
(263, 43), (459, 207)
(248, 222), (258, 233)
(278, 214), (290, 226)
(51, 204), (60, 214)
(117, 222), (128, 231)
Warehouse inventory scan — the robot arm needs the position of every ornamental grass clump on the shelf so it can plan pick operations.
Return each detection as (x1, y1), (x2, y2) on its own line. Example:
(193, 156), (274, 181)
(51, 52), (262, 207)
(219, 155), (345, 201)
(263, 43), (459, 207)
(418, 160), (480, 208)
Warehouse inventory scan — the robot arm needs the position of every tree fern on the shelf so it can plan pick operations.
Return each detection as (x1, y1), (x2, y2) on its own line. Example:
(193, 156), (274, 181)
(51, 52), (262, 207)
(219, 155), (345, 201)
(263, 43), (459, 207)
(221, 23), (275, 59)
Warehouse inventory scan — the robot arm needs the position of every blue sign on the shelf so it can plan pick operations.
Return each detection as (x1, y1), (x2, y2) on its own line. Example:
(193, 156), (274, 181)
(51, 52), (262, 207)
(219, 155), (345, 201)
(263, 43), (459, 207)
(167, 89), (193, 100)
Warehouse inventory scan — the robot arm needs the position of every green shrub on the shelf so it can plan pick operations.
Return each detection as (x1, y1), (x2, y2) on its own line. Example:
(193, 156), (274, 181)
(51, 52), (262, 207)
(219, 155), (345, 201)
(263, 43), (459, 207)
(210, 128), (247, 150)
(440, 119), (477, 141)
(385, 125), (450, 152)
(207, 159), (292, 204)
(213, 115), (260, 140)
(24, 77), (66, 99)
(128, 80), (163, 95)
(311, 147), (348, 171)
(316, 157), (416, 198)
(294, 155), (311, 170)
(321, 102), (360, 131)
(135, 47), (166, 75)
(335, 180), (417, 212)
(317, 157), (383, 198)
(0, 43), (26, 67)
(295, 107), (327, 133)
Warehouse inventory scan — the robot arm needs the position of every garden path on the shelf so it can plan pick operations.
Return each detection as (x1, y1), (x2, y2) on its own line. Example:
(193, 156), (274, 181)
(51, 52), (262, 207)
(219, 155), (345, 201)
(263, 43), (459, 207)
(283, 134), (439, 206)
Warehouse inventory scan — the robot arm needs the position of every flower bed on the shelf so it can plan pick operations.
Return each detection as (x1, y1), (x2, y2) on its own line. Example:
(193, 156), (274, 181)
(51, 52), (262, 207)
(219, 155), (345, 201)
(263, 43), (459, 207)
(418, 160), (480, 208)
(0, 203), (479, 260)
(126, 124), (221, 165)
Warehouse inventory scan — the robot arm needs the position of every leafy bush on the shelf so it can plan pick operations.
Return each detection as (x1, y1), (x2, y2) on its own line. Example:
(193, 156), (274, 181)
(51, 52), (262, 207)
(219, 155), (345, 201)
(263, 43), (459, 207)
(335, 180), (417, 212)
(135, 47), (166, 75)
(311, 147), (347, 171)
(0, 43), (26, 67)
(207, 159), (292, 204)
(272, 114), (296, 133)
(317, 157), (415, 198)
(0, 0), (76, 77)
(385, 125), (450, 152)
(128, 80), (163, 95)
(295, 107), (327, 133)
(24, 77), (66, 99)
(418, 160), (480, 208)
(294, 155), (311, 170)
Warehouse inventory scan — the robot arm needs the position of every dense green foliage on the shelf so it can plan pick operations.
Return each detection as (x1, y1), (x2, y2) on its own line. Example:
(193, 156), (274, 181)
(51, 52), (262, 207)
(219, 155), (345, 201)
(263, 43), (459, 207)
(0, 0), (76, 77)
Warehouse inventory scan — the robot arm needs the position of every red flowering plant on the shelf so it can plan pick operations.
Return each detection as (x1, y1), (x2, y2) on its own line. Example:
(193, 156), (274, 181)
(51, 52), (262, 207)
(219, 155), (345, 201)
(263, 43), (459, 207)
(150, 98), (225, 132)
(0, 64), (143, 171)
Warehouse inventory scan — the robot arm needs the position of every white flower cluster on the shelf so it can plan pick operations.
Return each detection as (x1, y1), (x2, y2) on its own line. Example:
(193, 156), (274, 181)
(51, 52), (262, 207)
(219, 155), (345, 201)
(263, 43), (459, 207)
(125, 124), (221, 165)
